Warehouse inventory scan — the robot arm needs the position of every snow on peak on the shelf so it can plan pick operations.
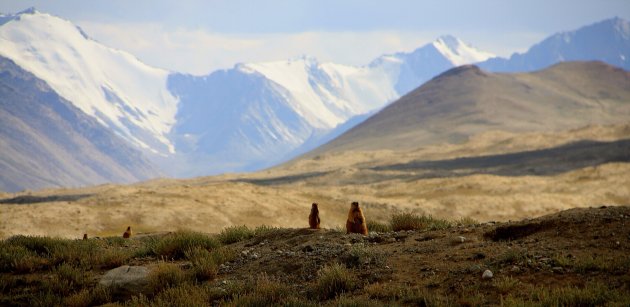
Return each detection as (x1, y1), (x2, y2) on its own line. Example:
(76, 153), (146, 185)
(242, 57), (399, 129)
(431, 35), (495, 66)
(0, 9), (179, 155)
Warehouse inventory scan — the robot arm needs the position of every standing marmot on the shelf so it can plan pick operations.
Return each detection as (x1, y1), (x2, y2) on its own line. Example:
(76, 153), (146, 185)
(309, 203), (321, 229)
(123, 226), (132, 238)
(346, 202), (368, 235)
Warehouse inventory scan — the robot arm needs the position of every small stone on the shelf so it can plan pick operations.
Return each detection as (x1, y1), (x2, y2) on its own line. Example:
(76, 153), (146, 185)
(552, 267), (563, 273)
(251, 253), (259, 259)
(482, 269), (493, 279)
(385, 265), (391, 269)
(510, 265), (521, 273)
(456, 236), (466, 243)
(241, 250), (249, 256)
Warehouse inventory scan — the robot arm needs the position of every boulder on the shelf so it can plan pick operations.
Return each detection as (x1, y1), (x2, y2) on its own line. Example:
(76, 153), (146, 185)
(99, 265), (151, 299)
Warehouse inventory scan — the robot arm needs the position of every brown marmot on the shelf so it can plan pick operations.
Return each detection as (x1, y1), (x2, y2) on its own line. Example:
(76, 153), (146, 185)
(82, 233), (88, 240)
(346, 202), (368, 235)
(123, 226), (132, 238)
(309, 203), (321, 229)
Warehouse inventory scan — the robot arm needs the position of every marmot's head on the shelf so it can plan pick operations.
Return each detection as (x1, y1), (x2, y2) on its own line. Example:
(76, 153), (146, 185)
(351, 202), (360, 210)
(126, 226), (131, 231)
(312, 203), (318, 209)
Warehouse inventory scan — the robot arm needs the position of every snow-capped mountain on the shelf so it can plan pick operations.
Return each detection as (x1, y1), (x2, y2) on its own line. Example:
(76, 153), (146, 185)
(0, 55), (161, 192)
(480, 17), (630, 72)
(0, 8), (178, 156)
(0, 8), (494, 179)
(167, 39), (493, 176)
(0, 8), (496, 182)
(373, 35), (495, 94)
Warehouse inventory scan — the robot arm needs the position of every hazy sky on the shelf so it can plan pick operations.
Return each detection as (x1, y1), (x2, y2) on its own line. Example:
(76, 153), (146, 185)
(1, 0), (629, 74)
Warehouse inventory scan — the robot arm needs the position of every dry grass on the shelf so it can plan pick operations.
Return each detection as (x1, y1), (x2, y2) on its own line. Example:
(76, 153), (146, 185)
(151, 231), (220, 260)
(313, 263), (356, 300)
(390, 212), (451, 232)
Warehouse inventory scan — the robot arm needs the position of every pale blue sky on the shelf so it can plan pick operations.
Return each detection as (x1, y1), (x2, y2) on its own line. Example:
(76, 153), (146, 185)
(1, 0), (628, 74)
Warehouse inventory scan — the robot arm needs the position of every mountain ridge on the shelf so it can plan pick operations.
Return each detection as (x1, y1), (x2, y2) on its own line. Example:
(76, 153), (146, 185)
(0, 55), (162, 192)
(308, 61), (630, 155)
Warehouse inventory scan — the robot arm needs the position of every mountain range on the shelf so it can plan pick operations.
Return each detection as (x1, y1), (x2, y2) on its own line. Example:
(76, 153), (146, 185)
(311, 61), (630, 154)
(0, 55), (161, 192)
(0, 7), (629, 191)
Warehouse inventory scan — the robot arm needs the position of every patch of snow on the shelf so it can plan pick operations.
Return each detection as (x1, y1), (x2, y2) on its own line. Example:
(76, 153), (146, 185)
(432, 35), (495, 66)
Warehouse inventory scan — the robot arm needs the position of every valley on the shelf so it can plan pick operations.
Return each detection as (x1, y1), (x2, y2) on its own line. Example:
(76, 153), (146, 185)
(1, 123), (628, 239)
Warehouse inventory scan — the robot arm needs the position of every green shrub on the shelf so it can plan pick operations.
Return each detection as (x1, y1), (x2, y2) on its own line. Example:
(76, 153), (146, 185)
(366, 220), (391, 233)
(314, 263), (355, 300)
(328, 295), (386, 307)
(221, 275), (293, 306)
(151, 283), (212, 307)
(218, 225), (254, 244)
(525, 282), (620, 307)
(493, 276), (521, 295)
(148, 263), (190, 294)
(5, 235), (67, 256)
(152, 231), (220, 259)
(341, 244), (386, 268)
(0, 243), (45, 272)
(63, 286), (111, 307)
(55, 263), (88, 288)
(253, 225), (282, 237)
(391, 212), (452, 232)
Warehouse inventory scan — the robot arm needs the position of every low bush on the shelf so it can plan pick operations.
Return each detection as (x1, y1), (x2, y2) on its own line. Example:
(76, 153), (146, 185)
(313, 263), (355, 300)
(147, 263), (190, 294)
(152, 231), (220, 260)
(391, 212), (451, 231)
(366, 220), (391, 233)
(218, 225), (254, 244)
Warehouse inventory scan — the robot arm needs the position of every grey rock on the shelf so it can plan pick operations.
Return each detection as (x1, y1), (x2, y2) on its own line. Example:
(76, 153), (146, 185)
(482, 269), (493, 279)
(99, 265), (150, 299)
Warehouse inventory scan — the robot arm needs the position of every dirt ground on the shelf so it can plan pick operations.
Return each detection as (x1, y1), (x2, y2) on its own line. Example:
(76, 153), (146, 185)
(212, 206), (630, 303)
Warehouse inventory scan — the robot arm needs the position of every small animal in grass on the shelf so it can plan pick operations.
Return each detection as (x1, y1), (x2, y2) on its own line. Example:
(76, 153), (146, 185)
(346, 201), (368, 235)
(123, 226), (132, 238)
(82, 233), (88, 240)
(309, 203), (321, 229)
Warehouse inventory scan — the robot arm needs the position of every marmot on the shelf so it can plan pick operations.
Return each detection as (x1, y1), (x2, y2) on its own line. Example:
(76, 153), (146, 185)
(309, 203), (321, 229)
(346, 201), (368, 235)
(123, 226), (132, 238)
(82, 233), (88, 240)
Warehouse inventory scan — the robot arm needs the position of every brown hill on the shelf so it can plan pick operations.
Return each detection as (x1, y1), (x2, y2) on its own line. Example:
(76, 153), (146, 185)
(312, 61), (630, 154)
(1, 206), (628, 305)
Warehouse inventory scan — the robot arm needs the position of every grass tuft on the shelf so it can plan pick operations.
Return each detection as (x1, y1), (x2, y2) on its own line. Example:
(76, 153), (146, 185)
(152, 231), (220, 260)
(366, 220), (392, 233)
(218, 225), (254, 244)
(148, 263), (190, 294)
(341, 243), (387, 268)
(390, 212), (452, 232)
(314, 263), (355, 300)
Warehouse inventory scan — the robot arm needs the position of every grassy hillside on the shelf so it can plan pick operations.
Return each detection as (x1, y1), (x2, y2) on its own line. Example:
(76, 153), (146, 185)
(1, 206), (628, 306)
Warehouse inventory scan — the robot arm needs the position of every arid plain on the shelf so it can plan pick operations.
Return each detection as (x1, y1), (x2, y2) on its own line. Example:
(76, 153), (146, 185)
(1, 123), (628, 239)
